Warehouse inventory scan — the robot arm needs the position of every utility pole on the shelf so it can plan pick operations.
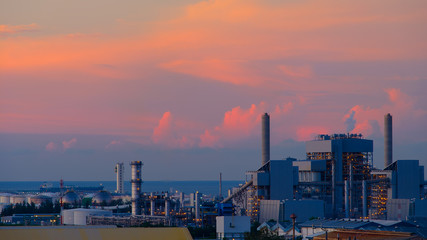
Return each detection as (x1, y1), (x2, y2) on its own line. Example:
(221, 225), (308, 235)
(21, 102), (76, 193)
(290, 213), (297, 240)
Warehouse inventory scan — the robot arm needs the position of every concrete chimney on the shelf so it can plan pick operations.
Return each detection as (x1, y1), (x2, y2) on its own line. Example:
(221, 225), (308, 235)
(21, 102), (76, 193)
(384, 113), (392, 168)
(262, 113), (270, 166)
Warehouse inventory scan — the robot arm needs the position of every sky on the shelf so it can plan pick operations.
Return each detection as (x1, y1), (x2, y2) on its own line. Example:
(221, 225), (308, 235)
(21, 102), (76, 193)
(1, 0), (427, 181)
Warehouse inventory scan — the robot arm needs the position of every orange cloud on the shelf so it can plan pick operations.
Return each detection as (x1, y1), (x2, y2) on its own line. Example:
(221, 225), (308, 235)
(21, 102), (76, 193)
(160, 59), (267, 86)
(0, 23), (39, 35)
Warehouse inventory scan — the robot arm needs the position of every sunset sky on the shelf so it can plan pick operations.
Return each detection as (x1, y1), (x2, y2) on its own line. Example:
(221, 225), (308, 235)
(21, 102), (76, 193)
(1, 0), (426, 181)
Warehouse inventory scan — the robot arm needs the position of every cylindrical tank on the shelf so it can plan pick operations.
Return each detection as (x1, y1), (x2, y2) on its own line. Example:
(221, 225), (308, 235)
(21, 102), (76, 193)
(10, 195), (26, 204)
(130, 161), (142, 215)
(384, 113), (392, 168)
(262, 113), (270, 166)
(62, 209), (74, 225)
(0, 193), (12, 204)
(73, 209), (112, 225)
(29, 195), (52, 205)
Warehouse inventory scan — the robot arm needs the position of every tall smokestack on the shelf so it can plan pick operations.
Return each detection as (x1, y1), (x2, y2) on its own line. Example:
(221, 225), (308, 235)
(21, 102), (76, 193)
(130, 161), (142, 215)
(219, 172), (222, 200)
(384, 113), (392, 168)
(262, 113), (270, 166)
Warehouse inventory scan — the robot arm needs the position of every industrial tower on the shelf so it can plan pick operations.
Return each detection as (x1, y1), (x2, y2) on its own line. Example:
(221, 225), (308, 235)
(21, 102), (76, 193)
(384, 113), (393, 168)
(130, 161), (142, 215)
(261, 113), (270, 166)
(115, 163), (124, 194)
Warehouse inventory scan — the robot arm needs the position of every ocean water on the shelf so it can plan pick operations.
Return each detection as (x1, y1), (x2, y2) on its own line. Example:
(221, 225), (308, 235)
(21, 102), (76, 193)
(0, 181), (243, 196)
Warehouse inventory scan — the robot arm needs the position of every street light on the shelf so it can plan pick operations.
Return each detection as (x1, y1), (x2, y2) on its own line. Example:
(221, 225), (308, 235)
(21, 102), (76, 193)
(290, 213), (297, 240)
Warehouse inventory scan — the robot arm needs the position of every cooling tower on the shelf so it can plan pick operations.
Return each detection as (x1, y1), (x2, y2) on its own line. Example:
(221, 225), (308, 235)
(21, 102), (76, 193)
(384, 113), (392, 168)
(262, 113), (270, 166)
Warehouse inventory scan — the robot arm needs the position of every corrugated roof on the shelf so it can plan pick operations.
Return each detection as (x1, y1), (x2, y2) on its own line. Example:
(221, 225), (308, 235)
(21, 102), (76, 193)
(299, 219), (369, 229)
(0, 227), (193, 240)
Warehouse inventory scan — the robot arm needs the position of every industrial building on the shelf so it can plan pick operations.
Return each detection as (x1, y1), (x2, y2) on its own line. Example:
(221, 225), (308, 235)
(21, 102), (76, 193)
(259, 199), (324, 223)
(223, 112), (426, 224)
(297, 133), (373, 218)
(216, 216), (250, 240)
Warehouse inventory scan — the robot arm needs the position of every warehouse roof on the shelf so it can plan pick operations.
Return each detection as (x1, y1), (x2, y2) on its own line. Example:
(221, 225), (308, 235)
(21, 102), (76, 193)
(0, 226), (193, 240)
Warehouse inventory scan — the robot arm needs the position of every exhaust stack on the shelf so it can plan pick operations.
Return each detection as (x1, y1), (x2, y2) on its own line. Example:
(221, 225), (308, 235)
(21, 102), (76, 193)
(384, 113), (392, 168)
(130, 161), (142, 215)
(262, 113), (270, 166)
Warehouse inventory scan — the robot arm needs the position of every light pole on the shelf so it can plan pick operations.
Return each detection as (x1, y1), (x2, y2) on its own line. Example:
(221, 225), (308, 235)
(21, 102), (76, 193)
(290, 213), (297, 240)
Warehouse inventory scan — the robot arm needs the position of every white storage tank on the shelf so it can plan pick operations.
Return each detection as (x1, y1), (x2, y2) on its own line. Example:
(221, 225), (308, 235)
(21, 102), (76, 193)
(61, 208), (112, 225)
(10, 195), (26, 204)
(62, 209), (75, 225)
(28, 195), (52, 205)
(0, 193), (12, 204)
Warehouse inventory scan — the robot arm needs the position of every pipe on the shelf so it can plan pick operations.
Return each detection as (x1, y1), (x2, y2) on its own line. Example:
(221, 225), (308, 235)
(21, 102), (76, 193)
(165, 192), (170, 217)
(150, 192), (155, 216)
(363, 180), (367, 219)
(345, 180), (349, 218)
(219, 172), (222, 200)
(195, 192), (200, 222)
(331, 160), (336, 217)
(349, 162), (353, 213)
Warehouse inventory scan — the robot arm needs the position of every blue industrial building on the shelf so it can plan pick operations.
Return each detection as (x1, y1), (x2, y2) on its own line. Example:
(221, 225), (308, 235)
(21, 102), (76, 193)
(224, 113), (426, 223)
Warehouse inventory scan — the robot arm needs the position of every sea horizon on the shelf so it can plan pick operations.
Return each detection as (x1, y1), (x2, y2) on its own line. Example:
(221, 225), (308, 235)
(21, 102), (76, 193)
(0, 180), (244, 196)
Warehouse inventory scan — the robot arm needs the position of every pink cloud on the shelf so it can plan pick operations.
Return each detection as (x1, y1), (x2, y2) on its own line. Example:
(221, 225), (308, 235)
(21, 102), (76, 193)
(105, 140), (121, 149)
(199, 102), (266, 148)
(296, 126), (329, 141)
(343, 88), (427, 141)
(152, 112), (195, 149)
(62, 138), (77, 150)
(45, 142), (57, 152)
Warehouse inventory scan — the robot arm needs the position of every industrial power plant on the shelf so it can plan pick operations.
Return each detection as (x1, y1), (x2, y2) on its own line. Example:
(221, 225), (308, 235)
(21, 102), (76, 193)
(1, 112), (426, 239)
